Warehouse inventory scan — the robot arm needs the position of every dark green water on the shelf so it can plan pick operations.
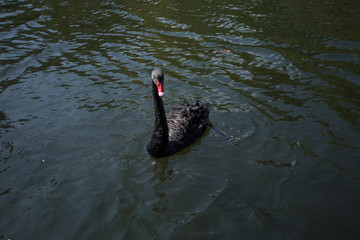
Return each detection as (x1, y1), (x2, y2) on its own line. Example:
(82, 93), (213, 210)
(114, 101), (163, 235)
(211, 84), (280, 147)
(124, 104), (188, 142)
(1, 0), (360, 239)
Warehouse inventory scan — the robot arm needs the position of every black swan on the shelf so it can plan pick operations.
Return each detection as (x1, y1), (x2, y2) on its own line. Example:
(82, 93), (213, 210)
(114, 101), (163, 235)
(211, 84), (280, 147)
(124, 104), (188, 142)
(147, 68), (211, 157)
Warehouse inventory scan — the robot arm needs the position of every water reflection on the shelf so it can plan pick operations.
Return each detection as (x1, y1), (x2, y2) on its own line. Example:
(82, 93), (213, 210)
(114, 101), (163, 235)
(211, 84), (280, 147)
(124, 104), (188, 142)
(151, 157), (170, 182)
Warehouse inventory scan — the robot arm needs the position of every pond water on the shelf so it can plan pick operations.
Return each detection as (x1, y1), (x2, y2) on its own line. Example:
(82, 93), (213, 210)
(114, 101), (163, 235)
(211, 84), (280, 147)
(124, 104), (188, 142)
(1, 0), (360, 239)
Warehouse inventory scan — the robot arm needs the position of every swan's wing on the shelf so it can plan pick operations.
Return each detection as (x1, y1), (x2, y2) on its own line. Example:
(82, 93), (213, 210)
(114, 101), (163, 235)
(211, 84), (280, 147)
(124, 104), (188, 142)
(167, 101), (210, 146)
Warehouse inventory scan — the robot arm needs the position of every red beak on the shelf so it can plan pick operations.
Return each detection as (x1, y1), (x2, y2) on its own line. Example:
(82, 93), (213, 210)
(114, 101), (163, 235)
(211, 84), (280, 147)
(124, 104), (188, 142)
(157, 80), (164, 97)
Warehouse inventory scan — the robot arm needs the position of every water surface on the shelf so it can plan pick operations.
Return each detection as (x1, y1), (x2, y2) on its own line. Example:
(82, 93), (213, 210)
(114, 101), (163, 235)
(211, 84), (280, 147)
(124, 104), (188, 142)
(1, 0), (360, 239)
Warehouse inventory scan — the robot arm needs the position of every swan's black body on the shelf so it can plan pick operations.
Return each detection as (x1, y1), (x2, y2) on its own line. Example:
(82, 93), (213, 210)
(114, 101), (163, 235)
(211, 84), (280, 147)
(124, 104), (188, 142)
(147, 68), (211, 157)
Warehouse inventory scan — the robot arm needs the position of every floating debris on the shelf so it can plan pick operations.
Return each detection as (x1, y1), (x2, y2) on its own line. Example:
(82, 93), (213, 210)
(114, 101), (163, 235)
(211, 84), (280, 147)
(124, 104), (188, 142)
(219, 49), (231, 53)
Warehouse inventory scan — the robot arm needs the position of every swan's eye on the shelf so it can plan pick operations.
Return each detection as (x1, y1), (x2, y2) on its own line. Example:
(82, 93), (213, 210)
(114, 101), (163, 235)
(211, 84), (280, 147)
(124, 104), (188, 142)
(157, 77), (163, 83)
(154, 77), (163, 85)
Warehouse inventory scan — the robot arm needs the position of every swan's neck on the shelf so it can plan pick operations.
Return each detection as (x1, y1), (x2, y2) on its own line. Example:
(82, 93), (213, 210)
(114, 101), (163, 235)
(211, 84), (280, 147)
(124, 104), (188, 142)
(148, 82), (169, 156)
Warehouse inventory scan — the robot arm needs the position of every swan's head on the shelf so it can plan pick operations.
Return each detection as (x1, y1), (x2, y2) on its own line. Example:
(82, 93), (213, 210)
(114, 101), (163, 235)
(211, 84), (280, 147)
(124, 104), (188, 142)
(151, 68), (165, 98)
